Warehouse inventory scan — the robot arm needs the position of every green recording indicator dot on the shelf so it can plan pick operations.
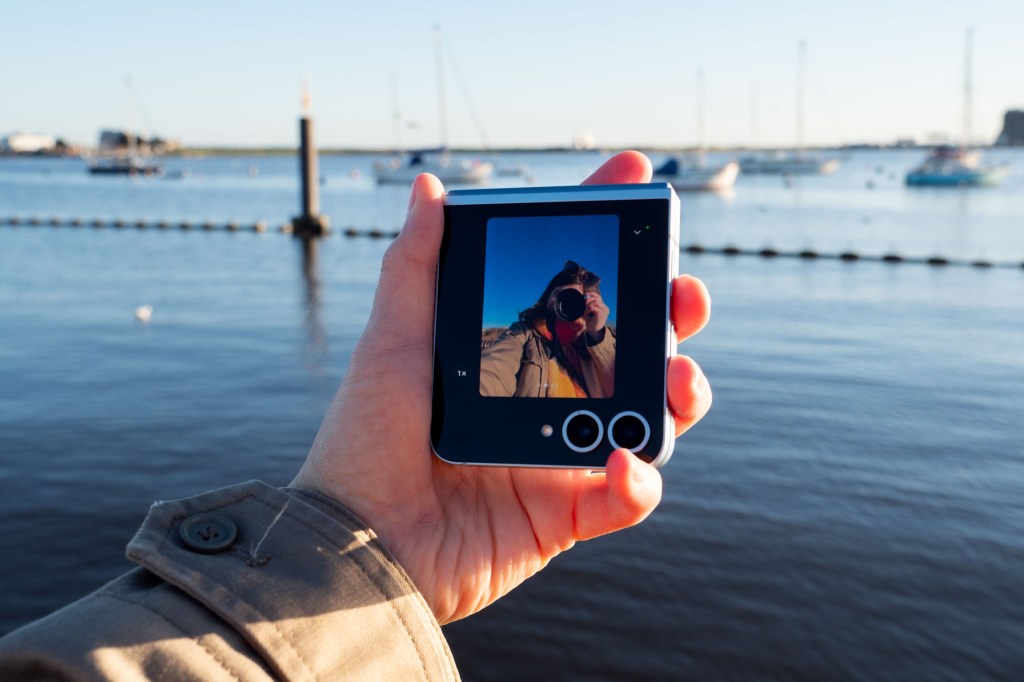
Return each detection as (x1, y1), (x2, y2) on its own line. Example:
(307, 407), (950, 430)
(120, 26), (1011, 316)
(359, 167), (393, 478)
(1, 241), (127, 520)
(645, 225), (651, 230)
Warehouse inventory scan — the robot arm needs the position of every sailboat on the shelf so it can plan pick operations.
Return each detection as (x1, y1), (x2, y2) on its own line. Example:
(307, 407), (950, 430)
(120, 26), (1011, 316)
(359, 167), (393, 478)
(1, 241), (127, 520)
(906, 29), (1009, 187)
(88, 77), (163, 177)
(740, 41), (839, 175)
(654, 68), (739, 192)
(375, 27), (493, 185)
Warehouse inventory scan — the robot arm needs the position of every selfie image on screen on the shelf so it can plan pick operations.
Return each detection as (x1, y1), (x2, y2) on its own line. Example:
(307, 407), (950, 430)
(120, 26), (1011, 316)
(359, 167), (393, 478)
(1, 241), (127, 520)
(480, 215), (618, 398)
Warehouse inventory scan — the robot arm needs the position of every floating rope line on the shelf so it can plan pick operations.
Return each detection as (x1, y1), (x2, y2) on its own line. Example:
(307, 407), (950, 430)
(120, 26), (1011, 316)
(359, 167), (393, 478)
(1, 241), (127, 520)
(2, 216), (1019, 269)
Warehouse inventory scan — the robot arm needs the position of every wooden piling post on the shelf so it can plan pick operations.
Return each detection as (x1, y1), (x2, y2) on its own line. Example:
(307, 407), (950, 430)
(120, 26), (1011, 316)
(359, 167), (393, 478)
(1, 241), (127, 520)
(292, 80), (330, 239)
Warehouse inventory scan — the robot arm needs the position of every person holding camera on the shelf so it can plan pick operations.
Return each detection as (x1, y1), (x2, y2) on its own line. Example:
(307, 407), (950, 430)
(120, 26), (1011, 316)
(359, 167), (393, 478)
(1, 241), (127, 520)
(480, 260), (615, 398)
(0, 151), (712, 680)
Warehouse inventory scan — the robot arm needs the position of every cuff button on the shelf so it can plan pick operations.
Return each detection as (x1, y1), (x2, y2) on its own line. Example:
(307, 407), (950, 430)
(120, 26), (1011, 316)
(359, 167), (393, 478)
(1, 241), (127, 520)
(179, 513), (238, 554)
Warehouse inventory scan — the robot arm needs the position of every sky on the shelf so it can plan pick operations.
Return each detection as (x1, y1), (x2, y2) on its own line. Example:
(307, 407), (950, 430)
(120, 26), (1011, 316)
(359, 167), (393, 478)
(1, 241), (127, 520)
(482, 215), (619, 330)
(3, 1), (1022, 149)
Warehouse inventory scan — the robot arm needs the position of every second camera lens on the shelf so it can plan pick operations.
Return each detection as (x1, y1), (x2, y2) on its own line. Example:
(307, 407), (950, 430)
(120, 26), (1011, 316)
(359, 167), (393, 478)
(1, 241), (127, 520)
(608, 412), (651, 452)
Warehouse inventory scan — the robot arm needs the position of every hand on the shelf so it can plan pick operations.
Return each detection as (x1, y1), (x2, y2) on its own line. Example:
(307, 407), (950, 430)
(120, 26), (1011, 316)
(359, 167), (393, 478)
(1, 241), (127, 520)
(290, 151), (712, 625)
(583, 291), (610, 339)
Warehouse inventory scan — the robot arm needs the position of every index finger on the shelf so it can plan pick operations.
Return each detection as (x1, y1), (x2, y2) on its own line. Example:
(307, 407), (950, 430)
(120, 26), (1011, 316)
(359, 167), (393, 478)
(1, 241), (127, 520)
(671, 275), (711, 342)
(582, 151), (652, 185)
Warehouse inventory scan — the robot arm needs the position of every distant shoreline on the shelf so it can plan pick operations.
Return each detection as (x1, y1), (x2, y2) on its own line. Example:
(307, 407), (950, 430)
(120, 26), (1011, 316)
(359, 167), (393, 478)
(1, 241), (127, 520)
(2, 143), (1017, 159)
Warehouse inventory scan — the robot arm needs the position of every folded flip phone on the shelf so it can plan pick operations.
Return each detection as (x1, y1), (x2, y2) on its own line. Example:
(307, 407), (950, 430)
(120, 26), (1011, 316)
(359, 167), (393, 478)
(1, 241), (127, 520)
(432, 183), (680, 468)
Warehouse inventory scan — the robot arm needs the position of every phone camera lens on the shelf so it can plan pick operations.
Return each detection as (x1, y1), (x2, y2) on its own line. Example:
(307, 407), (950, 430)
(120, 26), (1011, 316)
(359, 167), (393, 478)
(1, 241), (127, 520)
(554, 289), (586, 322)
(608, 412), (651, 452)
(562, 410), (604, 453)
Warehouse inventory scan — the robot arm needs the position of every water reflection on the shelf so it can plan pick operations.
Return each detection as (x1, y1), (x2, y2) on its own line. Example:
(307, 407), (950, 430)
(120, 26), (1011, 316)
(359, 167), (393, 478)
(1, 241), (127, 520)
(298, 237), (329, 377)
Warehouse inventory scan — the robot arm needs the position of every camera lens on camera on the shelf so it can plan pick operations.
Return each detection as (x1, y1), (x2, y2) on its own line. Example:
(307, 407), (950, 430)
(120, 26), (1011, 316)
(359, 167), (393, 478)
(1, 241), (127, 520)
(554, 288), (586, 322)
(608, 412), (651, 452)
(562, 410), (604, 453)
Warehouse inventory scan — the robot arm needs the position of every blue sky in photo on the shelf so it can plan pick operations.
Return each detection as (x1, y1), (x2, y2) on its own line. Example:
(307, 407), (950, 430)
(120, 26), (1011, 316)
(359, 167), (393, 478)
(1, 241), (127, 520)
(482, 215), (618, 329)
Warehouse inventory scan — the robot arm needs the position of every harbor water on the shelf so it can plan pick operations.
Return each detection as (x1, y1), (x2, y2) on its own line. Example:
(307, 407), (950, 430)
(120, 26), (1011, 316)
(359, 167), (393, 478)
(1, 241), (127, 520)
(1, 150), (1023, 680)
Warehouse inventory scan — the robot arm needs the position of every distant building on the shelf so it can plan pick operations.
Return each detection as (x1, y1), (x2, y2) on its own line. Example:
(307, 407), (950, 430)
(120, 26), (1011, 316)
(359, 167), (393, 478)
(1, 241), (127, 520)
(995, 110), (1024, 146)
(1, 132), (57, 154)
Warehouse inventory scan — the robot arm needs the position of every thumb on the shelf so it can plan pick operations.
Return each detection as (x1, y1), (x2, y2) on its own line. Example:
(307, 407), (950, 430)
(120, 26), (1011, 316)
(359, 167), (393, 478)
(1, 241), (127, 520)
(573, 449), (662, 541)
(364, 173), (445, 347)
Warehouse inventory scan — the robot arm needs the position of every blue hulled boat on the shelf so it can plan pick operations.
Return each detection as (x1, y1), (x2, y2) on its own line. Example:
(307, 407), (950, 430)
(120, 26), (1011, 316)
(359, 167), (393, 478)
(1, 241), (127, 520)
(905, 146), (1009, 187)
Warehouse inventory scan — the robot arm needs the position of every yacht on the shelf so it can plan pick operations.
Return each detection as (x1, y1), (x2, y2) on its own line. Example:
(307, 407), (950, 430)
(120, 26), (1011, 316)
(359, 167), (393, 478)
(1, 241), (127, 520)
(87, 156), (163, 177)
(374, 149), (493, 185)
(653, 156), (739, 191)
(739, 153), (839, 175)
(905, 146), (1009, 187)
(905, 30), (1010, 188)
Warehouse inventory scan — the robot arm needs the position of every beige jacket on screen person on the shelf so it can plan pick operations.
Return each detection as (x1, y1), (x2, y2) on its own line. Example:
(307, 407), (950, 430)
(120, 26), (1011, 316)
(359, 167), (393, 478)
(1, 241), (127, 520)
(0, 481), (460, 681)
(480, 321), (616, 398)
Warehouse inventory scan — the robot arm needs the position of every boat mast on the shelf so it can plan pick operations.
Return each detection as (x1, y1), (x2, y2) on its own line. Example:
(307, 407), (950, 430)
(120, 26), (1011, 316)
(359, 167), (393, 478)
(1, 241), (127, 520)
(696, 68), (707, 166)
(433, 24), (449, 150)
(962, 27), (973, 153)
(751, 79), (758, 150)
(795, 40), (806, 156)
(390, 75), (403, 155)
(125, 74), (136, 158)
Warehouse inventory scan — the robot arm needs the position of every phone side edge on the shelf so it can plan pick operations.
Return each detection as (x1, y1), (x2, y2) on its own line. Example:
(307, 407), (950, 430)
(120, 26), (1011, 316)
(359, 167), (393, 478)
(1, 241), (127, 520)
(648, 188), (680, 468)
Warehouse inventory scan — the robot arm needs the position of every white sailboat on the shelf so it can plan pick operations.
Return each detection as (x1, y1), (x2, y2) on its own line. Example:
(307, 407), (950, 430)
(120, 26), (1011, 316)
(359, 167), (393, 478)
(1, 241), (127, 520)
(87, 77), (162, 177)
(375, 148), (494, 185)
(740, 41), (839, 175)
(653, 156), (740, 191)
(375, 26), (492, 185)
(654, 68), (739, 192)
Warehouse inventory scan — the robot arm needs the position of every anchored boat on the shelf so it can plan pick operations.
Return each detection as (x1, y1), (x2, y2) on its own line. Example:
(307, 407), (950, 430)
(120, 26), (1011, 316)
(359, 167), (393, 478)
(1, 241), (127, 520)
(905, 146), (1009, 187)
(374, 149), (493, 185)
(654, 157), (739, 191)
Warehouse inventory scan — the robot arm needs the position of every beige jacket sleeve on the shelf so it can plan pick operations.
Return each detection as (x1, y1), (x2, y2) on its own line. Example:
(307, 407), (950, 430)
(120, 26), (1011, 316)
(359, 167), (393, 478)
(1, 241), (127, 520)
(0, 481), (460, 681)
(480, 323), (532, 397)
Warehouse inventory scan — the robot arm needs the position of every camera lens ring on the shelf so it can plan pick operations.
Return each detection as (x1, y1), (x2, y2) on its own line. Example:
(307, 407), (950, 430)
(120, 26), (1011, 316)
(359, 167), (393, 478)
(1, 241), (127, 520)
(607, 411), (651, 453)
(555, 288), (586, 322)
(562, 410), (604, 453)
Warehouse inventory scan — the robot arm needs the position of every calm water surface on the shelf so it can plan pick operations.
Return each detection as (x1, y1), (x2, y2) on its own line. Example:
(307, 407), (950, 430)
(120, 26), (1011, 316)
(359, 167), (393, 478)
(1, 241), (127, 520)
(1, 151), (1023, 680)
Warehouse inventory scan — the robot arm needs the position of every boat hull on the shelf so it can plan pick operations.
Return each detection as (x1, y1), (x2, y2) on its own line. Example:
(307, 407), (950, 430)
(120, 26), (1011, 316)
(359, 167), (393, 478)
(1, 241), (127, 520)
(740, 156), (839, 175)
(375, 156), (493, 185)
(88, 159), (163, 177)
(906, 166), (1010, 187)
(656, 161), (739, 191)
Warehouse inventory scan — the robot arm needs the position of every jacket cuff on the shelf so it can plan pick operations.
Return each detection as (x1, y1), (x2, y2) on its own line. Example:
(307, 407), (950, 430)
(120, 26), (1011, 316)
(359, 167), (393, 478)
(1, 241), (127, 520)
(126, 480), (457, 681)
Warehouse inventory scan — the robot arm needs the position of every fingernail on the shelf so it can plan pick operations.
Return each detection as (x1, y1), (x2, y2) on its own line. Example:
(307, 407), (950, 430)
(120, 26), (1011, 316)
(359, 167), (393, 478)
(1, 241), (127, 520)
(692, 367), (709, 396)
(407, 177), (420, 212)
(631, 459), (654, 486)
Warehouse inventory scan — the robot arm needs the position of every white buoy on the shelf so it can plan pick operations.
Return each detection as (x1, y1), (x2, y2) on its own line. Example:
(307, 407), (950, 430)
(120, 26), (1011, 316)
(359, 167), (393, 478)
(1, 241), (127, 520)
(135, 305), (153, 323)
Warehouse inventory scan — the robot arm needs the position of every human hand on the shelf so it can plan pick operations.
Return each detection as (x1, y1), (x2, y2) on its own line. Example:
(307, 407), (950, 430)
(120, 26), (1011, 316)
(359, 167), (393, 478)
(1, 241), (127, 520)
(290, 151), (712, 624)
(583, 291), (610, 340)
